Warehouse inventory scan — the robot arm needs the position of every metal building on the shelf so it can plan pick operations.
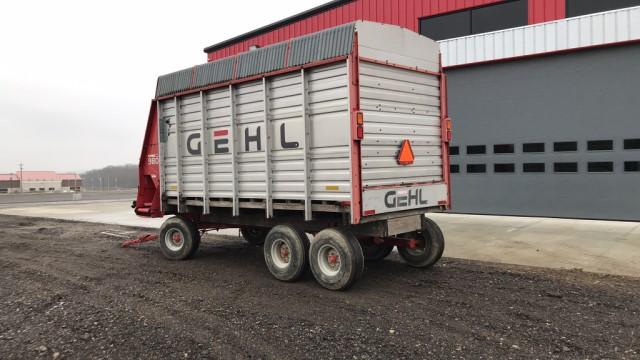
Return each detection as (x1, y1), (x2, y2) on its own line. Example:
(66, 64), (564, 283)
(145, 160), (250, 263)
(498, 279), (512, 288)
(201, 0), (640, 220)
(0, 171), (81, 193)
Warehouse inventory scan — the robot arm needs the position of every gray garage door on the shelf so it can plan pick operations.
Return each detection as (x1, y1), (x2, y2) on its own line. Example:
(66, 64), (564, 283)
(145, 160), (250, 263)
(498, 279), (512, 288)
(447, 43), (640, 221)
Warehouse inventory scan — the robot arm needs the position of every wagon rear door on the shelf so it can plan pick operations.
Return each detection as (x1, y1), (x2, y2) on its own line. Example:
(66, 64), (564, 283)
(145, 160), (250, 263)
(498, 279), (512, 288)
(358, 60), (448, 217)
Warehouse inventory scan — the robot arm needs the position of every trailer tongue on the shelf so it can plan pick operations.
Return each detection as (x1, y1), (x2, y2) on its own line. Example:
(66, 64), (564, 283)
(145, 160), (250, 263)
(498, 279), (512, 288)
(134, 21), (451, 290)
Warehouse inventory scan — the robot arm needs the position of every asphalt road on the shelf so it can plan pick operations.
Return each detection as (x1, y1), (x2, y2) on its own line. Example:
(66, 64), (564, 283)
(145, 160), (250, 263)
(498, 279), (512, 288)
(0, 191), (137, 207)
(1, 215), (638, 359)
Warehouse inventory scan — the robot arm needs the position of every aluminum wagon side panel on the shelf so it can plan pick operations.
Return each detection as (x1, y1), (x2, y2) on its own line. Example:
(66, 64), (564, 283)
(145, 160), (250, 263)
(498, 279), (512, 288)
(159, 62), (352, 217)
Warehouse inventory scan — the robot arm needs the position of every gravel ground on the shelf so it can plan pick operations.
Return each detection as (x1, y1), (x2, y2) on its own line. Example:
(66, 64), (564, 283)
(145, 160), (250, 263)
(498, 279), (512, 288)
(0, 214), (638, 359)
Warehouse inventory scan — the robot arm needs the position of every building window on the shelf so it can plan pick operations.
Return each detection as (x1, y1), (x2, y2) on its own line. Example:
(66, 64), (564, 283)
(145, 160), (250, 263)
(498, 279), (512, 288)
(467, 164), (487, 173)
(523, 143), (545, 153)
(450, 164), (460, 173)
(419, 11), (471, 41)
(587, 140), (613, 151)
(419, 0), (528, 41)
(472, 0), (528, 34)
(494, 163), (515, 173)
(494, 144), (515, 154)
(625, 139), (640, 150)
(554, 141), (578, 152)
(588, 162), (614, 173)
(566, 0), (640, 18)
(523, 163), (545, 173)
(554, 162), (578, 173)
(625, 161), (640, 172)
(467, 145), (486, 155)
(450, 146), (460, 155)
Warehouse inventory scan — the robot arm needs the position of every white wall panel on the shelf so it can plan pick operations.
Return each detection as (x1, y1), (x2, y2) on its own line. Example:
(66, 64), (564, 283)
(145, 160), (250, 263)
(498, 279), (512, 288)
(440, 6), (640, 67)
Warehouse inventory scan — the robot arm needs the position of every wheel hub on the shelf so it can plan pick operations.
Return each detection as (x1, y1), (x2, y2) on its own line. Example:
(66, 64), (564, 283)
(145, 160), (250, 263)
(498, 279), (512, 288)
(165, 229), (185, 252)
(327, 252), (339, 267)
(317, 245), (341, 276)
(279, 244), (290, 262)
(270, 239), (291, 269)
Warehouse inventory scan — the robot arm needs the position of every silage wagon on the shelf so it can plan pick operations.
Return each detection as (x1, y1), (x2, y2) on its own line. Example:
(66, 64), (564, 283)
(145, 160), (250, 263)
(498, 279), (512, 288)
(134, 21), (452, 290)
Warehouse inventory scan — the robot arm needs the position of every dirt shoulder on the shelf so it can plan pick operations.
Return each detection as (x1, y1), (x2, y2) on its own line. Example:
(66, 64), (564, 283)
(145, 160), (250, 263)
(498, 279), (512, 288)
(0, 215), (638, 359)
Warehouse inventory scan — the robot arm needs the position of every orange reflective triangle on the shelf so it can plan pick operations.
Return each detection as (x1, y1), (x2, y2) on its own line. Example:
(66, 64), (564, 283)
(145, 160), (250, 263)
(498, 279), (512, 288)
(397, 139), (414, 165)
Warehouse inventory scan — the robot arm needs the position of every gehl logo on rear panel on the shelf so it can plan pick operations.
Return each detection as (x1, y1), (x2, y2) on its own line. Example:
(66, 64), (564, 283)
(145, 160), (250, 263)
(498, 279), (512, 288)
(184, 123), (300, 156)
(384, 188), (429, 209)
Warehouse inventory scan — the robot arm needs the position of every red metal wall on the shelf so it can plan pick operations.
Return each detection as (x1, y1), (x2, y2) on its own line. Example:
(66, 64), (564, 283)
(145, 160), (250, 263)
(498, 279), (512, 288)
(207, 0), (567, 61)
(528, 0), (565, 24)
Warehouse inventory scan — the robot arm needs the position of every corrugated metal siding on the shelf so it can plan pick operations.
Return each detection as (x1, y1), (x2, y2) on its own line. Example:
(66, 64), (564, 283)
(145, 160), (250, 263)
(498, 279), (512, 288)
(155, 68), (193, 98)
(159, 61), (352, 203)
(236, 42), (288, 78)
(206, 0), (508, 61)
(193, 58), (234, 88)
(529, 0), (565, 24)
(287, 23), (355, 66)
(359, 61), (443, 188)
(156, 24), (356, 98)
(440, 5), (640, 67)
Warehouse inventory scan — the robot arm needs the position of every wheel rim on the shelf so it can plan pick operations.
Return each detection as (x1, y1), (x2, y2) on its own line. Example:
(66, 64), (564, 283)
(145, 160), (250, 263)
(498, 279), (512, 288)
(270, 239), (291, 269)
(317, 244), (341, 276)
(165, 229), (185, 252)
(405, 236), (427, 256)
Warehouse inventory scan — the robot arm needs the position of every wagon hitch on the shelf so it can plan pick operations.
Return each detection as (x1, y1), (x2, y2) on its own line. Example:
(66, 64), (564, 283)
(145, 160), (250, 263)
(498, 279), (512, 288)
(121, 234), (158, 248)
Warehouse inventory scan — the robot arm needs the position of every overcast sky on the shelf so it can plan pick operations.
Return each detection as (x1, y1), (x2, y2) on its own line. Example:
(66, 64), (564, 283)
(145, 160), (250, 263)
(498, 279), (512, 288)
(0, 0), (326, 174)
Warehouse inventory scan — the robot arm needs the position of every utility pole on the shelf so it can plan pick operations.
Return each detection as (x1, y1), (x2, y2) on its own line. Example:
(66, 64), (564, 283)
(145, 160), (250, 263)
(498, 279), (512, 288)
(19, 163), (23, 193)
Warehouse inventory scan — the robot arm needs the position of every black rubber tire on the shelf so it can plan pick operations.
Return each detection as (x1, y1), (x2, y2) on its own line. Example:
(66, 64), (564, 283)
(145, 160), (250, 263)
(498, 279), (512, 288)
(361, 242), (394, 261)
(263, 225), (310, 282)
(241, 227), (270, 246)
(309, 228), (365, 291)
(397, 216), (445, 268)
(158, 216), (201, 260)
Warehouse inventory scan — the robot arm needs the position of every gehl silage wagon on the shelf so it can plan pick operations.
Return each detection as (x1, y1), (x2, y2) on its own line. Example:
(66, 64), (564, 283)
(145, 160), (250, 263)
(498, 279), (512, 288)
(133, 21), (451, 290)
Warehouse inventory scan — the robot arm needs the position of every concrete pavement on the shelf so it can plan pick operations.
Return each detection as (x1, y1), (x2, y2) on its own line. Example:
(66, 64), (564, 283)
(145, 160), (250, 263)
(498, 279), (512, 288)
(0, 200), (638, 277)
(429, 213), (640, 278)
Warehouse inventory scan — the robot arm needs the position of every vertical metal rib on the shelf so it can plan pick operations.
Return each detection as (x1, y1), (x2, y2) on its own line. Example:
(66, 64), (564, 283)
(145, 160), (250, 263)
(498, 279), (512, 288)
(301, 69), (312, 221)
(174, 96), (184, 213)
(229, 85), (239, 216)
(199, 91), (210, 214)
(157, 101), (165, 213)
(263, 77), (273, 218)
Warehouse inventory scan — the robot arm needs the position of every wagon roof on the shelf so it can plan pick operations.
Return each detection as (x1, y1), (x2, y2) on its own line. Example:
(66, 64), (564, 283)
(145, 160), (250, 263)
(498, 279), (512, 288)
(155, 22), (356, 98)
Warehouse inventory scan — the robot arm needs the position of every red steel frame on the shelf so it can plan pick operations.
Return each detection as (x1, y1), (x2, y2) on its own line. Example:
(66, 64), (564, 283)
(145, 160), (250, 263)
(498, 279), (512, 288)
(348, 32), (363, 224)
(439, 55), (452, 209)
(135, 100), (162, 217)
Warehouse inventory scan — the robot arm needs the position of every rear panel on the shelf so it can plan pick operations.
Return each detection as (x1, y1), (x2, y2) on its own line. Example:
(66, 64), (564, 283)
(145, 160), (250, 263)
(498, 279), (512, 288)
(359, 61), (443, 187)
(355, 22), (449, 217)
